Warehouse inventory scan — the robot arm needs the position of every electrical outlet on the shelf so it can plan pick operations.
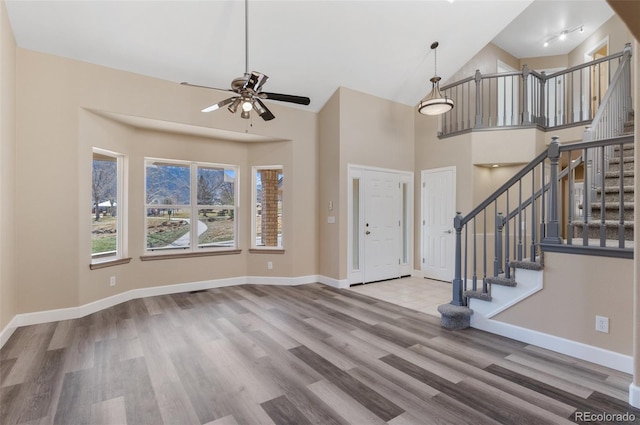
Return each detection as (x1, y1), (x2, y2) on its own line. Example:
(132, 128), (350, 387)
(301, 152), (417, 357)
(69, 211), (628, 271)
(595, 315), (609, 333)
(267, 261), (273, 270)
(110, 276), (116, 287)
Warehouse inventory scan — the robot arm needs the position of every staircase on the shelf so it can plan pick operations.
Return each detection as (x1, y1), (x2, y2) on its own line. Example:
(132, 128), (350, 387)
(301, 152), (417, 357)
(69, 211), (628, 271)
(573, 110), (635, 247)
(438, 44), (634, 330)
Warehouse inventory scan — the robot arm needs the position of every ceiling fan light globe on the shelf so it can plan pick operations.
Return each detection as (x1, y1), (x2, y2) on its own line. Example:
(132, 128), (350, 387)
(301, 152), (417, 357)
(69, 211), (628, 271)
(241, 110), (250, 119)
(242, 100), (253, 112)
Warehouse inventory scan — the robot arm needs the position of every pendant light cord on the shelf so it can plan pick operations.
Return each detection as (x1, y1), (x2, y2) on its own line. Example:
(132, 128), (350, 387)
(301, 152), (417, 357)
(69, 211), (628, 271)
(244, 0), (249, 75)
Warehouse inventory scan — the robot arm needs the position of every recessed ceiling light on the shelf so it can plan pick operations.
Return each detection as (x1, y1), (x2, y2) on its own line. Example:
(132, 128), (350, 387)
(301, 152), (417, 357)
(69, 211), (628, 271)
(492, 164), (499, 168)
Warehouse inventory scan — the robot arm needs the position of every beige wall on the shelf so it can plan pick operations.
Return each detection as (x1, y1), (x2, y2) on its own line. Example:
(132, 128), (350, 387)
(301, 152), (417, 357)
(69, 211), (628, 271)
(447, 43), (519, 85)
(0, 0), (16, 330)
(495, 252), (634, 355)
(569, 14), (632, 67)
(15, 48), (318, 314)
(339, 88), (415, 281)
(519, 55), (568, 73)
(318, 90), (341, 280)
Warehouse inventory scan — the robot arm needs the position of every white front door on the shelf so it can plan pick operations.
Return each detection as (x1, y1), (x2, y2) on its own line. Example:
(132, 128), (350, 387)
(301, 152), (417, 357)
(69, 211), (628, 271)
(363, 170), (401, 283)
(422, 167), (456, 282)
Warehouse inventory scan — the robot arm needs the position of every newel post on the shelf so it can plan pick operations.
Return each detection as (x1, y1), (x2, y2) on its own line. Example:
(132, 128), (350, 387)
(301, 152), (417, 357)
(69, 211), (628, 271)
(494, 212), (504, 276)
(452, 212), (465, 306)
(522, 65), (531, 125)
(474, 69), (483, 128)
(543, 136), (562, 244)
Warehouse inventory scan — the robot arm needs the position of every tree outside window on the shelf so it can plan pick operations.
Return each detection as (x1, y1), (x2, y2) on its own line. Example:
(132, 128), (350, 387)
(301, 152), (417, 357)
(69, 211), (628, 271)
(144, 159), (238, 253)
(92, 149), (124, 261)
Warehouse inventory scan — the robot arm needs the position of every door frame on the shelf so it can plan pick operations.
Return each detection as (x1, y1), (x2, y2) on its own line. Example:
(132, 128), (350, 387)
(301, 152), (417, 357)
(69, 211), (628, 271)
(347, 164), (413, 285)
(420, 166), (456, 281)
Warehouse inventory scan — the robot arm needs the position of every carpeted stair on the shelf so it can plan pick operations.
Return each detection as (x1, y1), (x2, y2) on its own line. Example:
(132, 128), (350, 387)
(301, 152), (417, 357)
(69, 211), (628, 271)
(572, 111), (634, 246)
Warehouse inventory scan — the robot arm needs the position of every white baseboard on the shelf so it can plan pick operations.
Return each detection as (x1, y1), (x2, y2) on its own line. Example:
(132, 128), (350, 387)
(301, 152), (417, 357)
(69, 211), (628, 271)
(473, 318), (633, 374)
(630, 383), (640, 408)
(0, 274), (329, 349)
(0, 315), (20, 349)
(318, 275), (349, 289)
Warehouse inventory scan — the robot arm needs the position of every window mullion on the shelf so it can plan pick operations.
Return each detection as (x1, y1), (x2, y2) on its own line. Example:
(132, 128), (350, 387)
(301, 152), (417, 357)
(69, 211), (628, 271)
(191, 163), (198, 250)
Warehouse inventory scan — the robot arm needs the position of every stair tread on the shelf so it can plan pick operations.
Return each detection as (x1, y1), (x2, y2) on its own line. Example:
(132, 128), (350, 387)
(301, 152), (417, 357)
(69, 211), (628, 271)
(464, 290), (492, 302)
(590, 202), (634, 209)
(572, 220), (633, 227)
(605, 170), (634, 177)
(508, 260), (543, 271)
(597, 186), (634, 193)
(486, 276), (517, 287)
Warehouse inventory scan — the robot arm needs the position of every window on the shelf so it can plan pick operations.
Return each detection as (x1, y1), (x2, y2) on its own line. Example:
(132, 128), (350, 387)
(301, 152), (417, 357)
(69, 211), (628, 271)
(92, 148), (125, 262)
(252, 166), (283, 249)
(145, 159), (237, 253)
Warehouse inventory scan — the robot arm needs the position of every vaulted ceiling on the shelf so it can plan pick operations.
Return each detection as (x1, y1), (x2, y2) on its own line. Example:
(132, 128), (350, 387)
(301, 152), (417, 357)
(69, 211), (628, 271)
(5, 0), (615, 112)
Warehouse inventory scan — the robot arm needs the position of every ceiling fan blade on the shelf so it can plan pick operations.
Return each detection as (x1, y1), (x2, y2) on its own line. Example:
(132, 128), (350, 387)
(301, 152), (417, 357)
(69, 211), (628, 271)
(181, 82), (233, 93)
(201, 96), (237, 113)
(254, 98), (275, 121)
(261, 92), (311, 105)
(243, 72), (268, 92)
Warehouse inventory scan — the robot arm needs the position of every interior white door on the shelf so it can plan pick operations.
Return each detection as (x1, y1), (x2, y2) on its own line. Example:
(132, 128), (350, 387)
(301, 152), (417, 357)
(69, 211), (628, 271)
(364, 170), (401, 283)
(422, 167), (456, 281)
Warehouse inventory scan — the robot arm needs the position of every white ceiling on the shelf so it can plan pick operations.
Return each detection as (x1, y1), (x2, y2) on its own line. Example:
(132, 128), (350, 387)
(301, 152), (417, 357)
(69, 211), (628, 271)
(5, 0), (614, 114)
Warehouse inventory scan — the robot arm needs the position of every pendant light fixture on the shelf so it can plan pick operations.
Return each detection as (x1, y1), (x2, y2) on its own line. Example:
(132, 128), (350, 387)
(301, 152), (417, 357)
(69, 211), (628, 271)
(418, 41), (454, 116)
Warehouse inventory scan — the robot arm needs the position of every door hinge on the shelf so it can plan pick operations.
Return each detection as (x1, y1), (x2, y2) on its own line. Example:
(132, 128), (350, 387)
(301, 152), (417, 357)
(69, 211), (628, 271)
(422, 182), (425, 188)
(422, 258), (425, 263)
(399, 258), (401, 264)
(398, 220), (401, 226)
(422, 219), (425, 225)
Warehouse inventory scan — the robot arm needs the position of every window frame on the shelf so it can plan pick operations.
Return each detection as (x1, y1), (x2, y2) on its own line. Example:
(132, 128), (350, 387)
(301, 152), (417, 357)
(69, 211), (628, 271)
(91, 148), (126, 265)
(251, 165), (284, 250)
(143, 157), (239, 256)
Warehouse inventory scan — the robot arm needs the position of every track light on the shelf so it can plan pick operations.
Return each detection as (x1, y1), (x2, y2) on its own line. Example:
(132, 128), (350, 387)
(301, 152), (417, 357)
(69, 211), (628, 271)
(543, 24), (584, 47)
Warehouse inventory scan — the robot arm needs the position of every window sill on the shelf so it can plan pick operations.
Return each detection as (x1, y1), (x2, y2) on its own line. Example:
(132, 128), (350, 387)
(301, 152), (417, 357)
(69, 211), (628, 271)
(249, 248), (285, 254)
(140, 249), (242, 261)
(89, 257), (132, 270)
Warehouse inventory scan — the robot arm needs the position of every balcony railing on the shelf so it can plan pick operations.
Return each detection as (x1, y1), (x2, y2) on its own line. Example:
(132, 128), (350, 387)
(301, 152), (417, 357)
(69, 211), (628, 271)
(439, 43), (632, 137)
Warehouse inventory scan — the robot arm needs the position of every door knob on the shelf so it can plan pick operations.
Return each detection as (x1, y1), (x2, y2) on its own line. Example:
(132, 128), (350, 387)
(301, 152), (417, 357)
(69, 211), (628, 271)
(365, 230), (371, 235)
(443, 230), (452, 234)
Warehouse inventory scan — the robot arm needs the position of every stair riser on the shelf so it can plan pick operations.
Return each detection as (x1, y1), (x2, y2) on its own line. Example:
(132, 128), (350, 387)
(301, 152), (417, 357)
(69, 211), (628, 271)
(590, 208), (634, 221)
(612, 146), (634, 158)
(572, 224), (633, 241)
(608, 160), (635, 172)
(599, 192), (635, 203)
(605, 175), (635, 186)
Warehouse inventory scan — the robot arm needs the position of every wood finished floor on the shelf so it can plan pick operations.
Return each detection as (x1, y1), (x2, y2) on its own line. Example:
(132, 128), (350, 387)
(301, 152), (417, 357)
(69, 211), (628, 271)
(1, 283), (639, 425)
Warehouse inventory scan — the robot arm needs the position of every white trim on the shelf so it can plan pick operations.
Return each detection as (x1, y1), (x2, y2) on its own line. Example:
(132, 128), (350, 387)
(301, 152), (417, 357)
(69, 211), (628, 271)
(318, 275), (349, 289)
(347, 164), (414, 285)
(0, 274), (331, 349)
(420, 166), (456, 282)
(0, 316), (20, 349)
(630, 383), (640, 408)
(473, 318), (633, 374)
(469, 268), (543, 321)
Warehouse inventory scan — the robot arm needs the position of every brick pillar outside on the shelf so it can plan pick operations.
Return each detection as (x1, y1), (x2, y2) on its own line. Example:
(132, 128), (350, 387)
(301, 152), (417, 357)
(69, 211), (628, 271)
(260, 170), (279, 246)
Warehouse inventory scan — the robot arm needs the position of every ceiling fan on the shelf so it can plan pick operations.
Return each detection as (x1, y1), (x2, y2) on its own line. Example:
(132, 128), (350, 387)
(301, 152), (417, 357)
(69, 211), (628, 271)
(181, 0), (310, 121)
